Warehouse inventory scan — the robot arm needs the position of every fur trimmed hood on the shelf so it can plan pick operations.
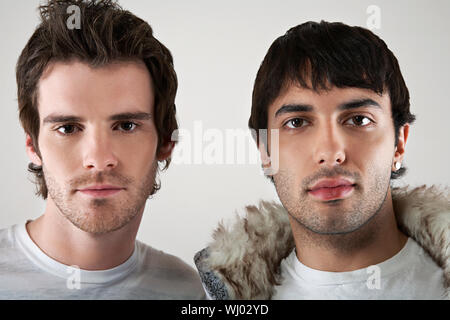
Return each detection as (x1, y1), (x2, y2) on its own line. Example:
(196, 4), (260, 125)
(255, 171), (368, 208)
(194, 185), (450, 299)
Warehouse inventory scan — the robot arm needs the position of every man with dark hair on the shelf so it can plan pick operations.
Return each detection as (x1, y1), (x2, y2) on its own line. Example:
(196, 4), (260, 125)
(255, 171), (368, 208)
(0, 0), (204, 299)
(195, 21), (449, 299)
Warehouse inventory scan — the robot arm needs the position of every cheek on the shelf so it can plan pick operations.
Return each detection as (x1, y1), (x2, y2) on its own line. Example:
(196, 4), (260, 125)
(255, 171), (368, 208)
(115, 137), (158, 172)
(38, 134), (80, 176)
(275, 136), (309, 186)
(278, 138), (306, 169)
(347, 131), (395, 172)
(112, 127), (160, 176)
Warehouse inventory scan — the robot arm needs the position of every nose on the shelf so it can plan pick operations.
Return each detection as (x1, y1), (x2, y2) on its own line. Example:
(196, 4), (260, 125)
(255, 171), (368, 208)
(314, 122), (346, 166)
(83, 129), (118, 171)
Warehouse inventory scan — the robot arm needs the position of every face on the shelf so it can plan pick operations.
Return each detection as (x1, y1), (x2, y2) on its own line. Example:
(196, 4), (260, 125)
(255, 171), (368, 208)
(266, 84), (408, 235)
(27, 60), (171, 234)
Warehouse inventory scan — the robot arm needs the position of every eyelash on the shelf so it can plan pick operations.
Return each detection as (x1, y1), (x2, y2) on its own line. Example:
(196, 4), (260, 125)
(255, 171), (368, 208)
(283, 115), (374, 129)
(54, 121), (140, 136)
(344, 115), (374, 127)
(284, 118), (310, 129)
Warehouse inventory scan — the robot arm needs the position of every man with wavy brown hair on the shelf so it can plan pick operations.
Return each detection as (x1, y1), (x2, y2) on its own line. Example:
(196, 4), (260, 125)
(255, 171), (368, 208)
(0, 0), (204, 299)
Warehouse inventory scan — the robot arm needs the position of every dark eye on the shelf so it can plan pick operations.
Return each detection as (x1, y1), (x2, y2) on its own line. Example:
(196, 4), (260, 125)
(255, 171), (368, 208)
(56, 124), (78, 135)
(285, 118), (307, 129)
(346, 116), (372, 126)
(117, 121), (138, 132)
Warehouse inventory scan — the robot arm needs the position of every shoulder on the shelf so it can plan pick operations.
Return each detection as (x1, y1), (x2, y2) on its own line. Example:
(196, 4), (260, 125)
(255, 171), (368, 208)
(137, 242), (193, 273)
(0, 224), (37, 275)
(407, 237), (445, 275)
(194, 200), (294, 299)
(0, 224), (17, 249)
(136, 241), (205, 299)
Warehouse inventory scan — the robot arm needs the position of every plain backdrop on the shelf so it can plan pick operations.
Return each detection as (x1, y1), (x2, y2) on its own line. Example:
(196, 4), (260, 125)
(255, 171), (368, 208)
(0, 0), (449, 268)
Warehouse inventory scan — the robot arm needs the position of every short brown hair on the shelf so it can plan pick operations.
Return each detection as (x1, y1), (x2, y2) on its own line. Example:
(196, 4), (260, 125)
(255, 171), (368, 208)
(16, 0), (178, 198)
(249, 21), (415, 179)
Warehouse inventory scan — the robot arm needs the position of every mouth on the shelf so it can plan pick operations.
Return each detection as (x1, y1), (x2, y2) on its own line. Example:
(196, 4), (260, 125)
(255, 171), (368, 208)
(77, 185), (124, 198)
(307, 178), (356, 201)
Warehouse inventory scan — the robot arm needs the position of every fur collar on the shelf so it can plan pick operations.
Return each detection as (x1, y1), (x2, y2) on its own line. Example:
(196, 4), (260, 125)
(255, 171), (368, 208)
(194, 185), (450, 299)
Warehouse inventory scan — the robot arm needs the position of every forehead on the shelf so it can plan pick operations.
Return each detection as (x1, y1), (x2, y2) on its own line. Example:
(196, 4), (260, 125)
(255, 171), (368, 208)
(268, 84), (391, 116)
(37, 59), (154, 119)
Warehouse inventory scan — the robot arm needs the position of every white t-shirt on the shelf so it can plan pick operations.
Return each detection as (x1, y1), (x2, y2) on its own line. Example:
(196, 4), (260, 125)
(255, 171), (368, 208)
(272, 237), (446, 299)
(0, 222), (205, 299)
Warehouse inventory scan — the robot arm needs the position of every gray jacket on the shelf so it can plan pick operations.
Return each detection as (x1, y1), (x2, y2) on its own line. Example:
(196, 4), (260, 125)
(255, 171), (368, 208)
(195, 185), (450, 299)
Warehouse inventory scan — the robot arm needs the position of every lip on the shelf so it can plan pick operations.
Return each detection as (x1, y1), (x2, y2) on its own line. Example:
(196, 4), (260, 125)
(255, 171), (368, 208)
(77, 185), (124, 198)
(308, 178), (355, 201)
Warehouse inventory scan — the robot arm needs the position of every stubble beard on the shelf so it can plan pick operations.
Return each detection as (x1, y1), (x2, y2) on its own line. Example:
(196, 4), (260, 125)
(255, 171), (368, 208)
(273, 165), (391, 253)
(43, 161), (158, 235)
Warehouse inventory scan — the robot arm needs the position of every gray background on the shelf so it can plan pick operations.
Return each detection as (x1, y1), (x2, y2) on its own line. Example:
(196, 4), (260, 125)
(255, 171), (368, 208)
(0, 0), (449, 267)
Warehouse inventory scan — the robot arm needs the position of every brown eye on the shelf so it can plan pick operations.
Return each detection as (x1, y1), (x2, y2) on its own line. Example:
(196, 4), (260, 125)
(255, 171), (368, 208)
(56, 124), (78, 135)
(346, 115), (372, 126)
(116, 121), (138, 132)
(285, 118), (307, 129)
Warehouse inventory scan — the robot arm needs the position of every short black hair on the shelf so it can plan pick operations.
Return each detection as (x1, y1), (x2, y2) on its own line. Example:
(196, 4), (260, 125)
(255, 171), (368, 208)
(249, 21), (416, 179)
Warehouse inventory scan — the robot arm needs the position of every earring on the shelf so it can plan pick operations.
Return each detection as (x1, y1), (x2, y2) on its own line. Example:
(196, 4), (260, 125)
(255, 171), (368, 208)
(394, 161), (401, 170)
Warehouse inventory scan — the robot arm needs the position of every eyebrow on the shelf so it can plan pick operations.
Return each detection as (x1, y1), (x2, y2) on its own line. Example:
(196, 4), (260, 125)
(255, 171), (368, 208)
(337, 98), (381, 111)
(274, 98), (381, 117)
(42, 112), (152, 124)
(109, 112), (152, 121)
(275, 104), (313, 117)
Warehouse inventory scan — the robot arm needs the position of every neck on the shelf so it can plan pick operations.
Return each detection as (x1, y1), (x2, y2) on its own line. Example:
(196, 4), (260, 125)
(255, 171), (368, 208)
(290, 188), (408, 272)
(26, 198), (143, 270)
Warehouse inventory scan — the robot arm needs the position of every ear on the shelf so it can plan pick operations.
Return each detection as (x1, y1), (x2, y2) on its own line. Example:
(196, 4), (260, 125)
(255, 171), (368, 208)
(393, 124), (409, 168)
(157, 140), (175, 161)
(25, 134), (42, 166)
(258, 141), (272, 174)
